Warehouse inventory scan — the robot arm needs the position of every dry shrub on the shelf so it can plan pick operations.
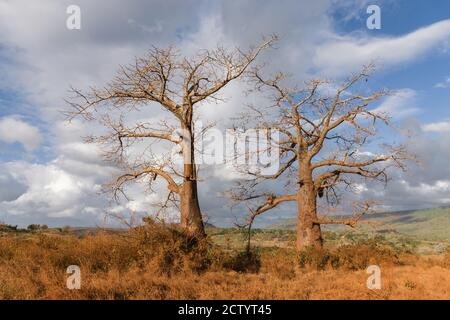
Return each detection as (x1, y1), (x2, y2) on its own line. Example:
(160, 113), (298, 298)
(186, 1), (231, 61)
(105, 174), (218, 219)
(48, 233), (139, 273)
(298, 244), (400, 271)
(259, 247), (296, 280)
(221, 250), (261, 273)
(298, 246), (333, 270)
(131, 218), (214, 275)
(220, 247), (297, 277)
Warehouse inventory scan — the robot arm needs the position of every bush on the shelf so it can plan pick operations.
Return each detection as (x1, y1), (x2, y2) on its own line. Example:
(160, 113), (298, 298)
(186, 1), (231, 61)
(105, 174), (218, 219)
(222, 250), (261, 273)
(61, 226), (72, 234)
(27, 224), (48, 232)
(259, 247), (296, 279)
(27, 224), (40, 231)
(298, 244), (400, 271)
(0, 224), (18, 232)
(132, 218), (214, 275)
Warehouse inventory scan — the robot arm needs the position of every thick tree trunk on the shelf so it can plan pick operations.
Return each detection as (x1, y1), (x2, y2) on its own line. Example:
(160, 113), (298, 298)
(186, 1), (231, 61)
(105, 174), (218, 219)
(180, 174), (205, 238)
(296, 164), (323, 251)
(179, 124), (206, 238)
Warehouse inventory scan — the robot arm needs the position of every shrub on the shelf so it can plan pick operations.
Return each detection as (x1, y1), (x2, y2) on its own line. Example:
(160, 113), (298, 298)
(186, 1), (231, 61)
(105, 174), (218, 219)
(61, 226), (72, 234)
(298, 244), (400, 271)
(27, 224), (49, 232)
(222, 250), (261, 273)
(298, 246), (335, 270)
(27, 224), (40, 231)
(0, 224), (18, 232)
(131, 218), (214, 275)
(259, 247), (296, 279)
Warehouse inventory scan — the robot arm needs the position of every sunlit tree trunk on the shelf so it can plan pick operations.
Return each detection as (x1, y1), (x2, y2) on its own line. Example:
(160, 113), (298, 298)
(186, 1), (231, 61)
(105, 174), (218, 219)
(296, 160), (323, 250)
(180, 124), (205, 238)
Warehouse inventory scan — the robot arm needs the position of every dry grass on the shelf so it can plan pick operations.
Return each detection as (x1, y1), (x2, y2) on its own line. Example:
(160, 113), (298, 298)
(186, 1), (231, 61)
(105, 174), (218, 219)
(0, 223), (448, 300)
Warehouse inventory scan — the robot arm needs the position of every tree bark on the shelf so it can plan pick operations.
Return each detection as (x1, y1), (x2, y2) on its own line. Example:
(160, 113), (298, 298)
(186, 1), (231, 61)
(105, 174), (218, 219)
(179, 124), (206, 238)
(180, 175), (205, 238)
(296, 164), (323, 251)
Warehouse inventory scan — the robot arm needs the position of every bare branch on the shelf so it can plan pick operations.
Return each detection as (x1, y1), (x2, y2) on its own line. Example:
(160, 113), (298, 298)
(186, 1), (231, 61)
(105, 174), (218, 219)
(315, 201), (374, 228)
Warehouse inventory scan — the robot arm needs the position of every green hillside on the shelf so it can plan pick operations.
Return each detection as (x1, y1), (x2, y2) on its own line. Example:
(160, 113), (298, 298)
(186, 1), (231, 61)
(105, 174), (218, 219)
(358, 207), (450, 242)
(271, 207), (450, 241)
(264, 207), (450, 254)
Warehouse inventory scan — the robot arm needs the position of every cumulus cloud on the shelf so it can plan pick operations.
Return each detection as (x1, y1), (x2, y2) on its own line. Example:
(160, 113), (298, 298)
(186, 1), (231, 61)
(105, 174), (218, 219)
(353, 132), (450, 211)
(0, 170), (28, 202)
(0, 161), (103, 217)
(0, 116), (42, 151)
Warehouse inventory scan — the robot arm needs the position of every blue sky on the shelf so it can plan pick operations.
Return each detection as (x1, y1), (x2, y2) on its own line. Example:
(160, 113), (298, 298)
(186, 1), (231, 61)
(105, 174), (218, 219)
(0, 0), (449, 227)
(333, 0), (450, 125)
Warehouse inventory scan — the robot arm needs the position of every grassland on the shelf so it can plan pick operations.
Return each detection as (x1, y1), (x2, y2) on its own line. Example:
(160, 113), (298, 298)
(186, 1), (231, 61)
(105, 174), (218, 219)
(0, 207), (449, 300)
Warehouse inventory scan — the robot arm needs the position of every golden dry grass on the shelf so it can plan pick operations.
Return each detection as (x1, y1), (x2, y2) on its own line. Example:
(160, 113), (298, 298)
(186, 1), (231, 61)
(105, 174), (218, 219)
(0, 224), (448, 300)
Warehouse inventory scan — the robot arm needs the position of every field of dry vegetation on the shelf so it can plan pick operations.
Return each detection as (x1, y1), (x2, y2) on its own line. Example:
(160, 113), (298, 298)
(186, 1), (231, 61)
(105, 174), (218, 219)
(0, 220), (449, 300)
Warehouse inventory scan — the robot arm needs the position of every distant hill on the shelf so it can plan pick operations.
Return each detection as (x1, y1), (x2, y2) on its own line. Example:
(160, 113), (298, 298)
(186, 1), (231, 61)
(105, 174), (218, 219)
(269, 207), (450, 242)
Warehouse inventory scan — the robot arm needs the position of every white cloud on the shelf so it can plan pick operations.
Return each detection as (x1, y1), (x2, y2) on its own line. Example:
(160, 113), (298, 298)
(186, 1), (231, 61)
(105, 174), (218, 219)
(353, 183), (368, 194)
(422, 121), (450, 133)
(435, 76), (450, 88)
(372, 88), (419, 118)
(314, 19), (450, 76)
(0, 170), (28, 202)
(0, 161), (102, 218)
(352, 133), (450, 211)
(0, 155), (167, 224)
(400, 179), (450, 200)
(0, 116), (42, 151)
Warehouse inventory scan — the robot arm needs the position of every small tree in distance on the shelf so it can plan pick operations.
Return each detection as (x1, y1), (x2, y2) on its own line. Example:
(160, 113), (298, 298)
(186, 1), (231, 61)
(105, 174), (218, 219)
(67, 36), (276, 238)
(231, 64), (410, 251)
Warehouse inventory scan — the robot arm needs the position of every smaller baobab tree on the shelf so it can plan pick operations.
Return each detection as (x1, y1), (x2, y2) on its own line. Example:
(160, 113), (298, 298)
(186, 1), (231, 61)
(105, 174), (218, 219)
(231, 64), (410, 251)
(66, 36), (276, 238)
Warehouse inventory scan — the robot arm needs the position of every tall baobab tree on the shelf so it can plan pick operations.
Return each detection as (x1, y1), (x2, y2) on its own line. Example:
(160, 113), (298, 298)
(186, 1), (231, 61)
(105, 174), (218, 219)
(231, 64), (409, 251)
(67, 37), (276, 238)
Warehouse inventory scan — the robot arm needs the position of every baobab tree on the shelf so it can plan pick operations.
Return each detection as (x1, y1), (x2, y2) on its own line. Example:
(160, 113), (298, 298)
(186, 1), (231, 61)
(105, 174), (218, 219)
(231, 64), (409, 251)
(67, 37), (276, 238)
